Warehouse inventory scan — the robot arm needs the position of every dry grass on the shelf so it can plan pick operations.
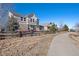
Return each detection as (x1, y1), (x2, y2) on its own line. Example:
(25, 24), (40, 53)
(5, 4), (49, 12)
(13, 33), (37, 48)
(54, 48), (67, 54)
(0, 34), (55, 56)
(69, 32), (79, 48)
(26, 34), (55, 56)
(69, 32), (79, 42)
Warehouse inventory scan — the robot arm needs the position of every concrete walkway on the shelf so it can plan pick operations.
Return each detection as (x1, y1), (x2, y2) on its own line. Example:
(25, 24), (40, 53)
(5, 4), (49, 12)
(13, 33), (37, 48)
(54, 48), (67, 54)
(47, 32), (79, 56)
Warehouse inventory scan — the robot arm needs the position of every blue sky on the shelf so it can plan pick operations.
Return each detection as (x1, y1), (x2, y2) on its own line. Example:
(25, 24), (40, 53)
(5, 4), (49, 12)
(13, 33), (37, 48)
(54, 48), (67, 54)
(12, 3), (79, 28)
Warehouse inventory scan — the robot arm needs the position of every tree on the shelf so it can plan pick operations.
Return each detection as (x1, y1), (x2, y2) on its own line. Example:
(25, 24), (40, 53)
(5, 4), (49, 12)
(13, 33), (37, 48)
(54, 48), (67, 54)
(48, 23), (58, 33)
(62, 24), (69, 31)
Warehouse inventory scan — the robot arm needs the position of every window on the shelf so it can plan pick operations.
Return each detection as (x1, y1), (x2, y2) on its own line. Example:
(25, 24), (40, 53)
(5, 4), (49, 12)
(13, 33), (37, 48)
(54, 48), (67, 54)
(30, 19), (34, 22)
(33, 19), (34, 22)
(30, 19), (32, 22)
(24, 18), (26, 21)
(21, 17), (23, 21)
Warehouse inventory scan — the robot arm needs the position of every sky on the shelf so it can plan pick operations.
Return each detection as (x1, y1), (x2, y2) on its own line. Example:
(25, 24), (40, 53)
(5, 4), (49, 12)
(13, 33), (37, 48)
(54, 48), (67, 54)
(11, 3), (79, 28)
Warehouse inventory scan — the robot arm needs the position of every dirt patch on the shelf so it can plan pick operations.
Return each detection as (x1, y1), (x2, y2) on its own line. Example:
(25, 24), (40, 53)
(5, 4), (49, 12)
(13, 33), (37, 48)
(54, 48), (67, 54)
(0, 34), (55, 56)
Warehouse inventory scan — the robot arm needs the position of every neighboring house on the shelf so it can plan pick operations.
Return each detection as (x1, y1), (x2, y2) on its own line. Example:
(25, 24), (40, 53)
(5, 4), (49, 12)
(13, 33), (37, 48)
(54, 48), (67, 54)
(44, 25), (48, 31)
(39, 25), (44, 31)
(75, 27), (79, 32)
(43, 23), (52, 31)
(74, 23), (79, 32)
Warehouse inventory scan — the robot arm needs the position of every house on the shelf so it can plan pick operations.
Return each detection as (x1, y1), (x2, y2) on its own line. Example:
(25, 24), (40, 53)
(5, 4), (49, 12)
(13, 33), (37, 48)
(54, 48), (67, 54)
(43, 23), (52, 31)
(23, 13), (39, 31)
(7, 12), (21, 32)
(74, 23), (79, 32)
(8, 12), (39, 32)
(39, 25), (44, 31)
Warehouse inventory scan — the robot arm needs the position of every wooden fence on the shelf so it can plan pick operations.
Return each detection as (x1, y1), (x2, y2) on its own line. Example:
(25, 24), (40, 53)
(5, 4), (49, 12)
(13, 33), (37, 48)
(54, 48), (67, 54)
(0, 31), (53, 40)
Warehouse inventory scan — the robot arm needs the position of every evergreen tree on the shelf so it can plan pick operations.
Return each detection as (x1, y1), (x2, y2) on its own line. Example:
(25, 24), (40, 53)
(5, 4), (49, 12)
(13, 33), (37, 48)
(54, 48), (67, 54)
(63, 24), (69, 31)
(48, 23), (58, 33)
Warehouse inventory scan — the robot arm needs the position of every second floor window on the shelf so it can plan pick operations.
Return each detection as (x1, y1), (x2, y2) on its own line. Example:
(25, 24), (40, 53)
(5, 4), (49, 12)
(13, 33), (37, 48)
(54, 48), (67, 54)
(21, 17), (23, 21)
(33, 19), (34, 22)
(30, 19), (32, 22)
(24, 18), (26, 21)
(30, 19), (35, 22)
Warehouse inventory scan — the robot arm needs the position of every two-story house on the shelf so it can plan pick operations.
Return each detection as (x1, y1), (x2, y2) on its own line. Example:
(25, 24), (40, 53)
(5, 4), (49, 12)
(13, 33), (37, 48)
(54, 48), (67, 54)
(8, 12), (39, 32)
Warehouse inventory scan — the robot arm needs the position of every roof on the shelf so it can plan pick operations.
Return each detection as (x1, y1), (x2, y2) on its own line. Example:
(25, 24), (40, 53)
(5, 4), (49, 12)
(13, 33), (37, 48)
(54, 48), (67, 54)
(24, 13), (35, 18)
(10, 11), (22, 17)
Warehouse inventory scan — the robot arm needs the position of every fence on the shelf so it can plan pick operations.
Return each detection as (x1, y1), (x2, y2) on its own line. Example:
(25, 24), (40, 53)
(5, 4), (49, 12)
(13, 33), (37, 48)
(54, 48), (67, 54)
(0, 31), (53, 40)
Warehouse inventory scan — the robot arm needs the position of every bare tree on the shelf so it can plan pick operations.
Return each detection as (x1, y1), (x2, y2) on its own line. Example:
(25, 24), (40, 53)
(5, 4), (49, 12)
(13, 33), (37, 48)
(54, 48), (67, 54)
(0, 4), (14, 31)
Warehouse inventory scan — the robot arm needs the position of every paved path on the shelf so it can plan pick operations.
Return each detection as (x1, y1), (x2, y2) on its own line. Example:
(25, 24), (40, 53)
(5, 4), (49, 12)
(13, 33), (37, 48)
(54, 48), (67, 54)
(47, 32), (79, 56)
